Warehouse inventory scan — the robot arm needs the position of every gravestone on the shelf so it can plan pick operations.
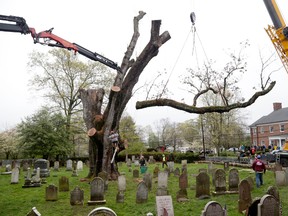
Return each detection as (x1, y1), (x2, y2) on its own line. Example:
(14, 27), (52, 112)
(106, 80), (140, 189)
(88, 177), (106, 205)
(201, 201), (226, 216)
(143, 173), (152, 191)
(126, 158), (132, 167)
(266, 185), (280, 202)
(76, 160), (83, 171)
(54, 161), (60, 171)
(23, 162), (29, 172)
(116, 191), (125, 203)
(157, 171), (169, 196)
(212, 169), (226, 195)
(199, 168), (208, 173)
(22, 167), (33, 188)
(118, 175), (126, 192)
(238, 179), (252, 213)
(70, 186), (84, 205)
(88, 207), (117, 216)
(133, 169), (140, 178)
(228, 168), (239, 192)
(223, 162), (229, 171)
(26, 207), (41, 216)
(156, 195), (174, 216)
(98, 171), (109, 191)
(275, 171), (286, 186)
(31, 167), (41, 186)
(136, 181), (148, 203)
(153, 166), (160, 178)
(244, 176), (254, 191)
(207, 162), (215, 175)
(134, 160), (140, 167)
(258, 194), (280, 216)
(148, 155), (155, 164)
(59, 176), (69, 192)
(274, 163), (282, 172)
(174, 167), (180, 177)
(66, 159), (73, 171)
(196, 172), (210, 199)
(176, 173), (189, 202)
(45, 184), (58, 201)
(32, 159), (50, 177)
(167, 161), (174, 173)
(132, 155), (135, 162)
(11, 167), (19, 184)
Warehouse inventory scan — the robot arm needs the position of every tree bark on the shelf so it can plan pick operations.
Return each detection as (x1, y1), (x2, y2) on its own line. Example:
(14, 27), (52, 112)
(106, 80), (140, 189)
(79, 11), (171, 180)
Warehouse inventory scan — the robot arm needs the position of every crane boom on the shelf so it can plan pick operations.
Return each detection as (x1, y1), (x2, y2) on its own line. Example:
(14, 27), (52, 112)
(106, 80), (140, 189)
(263, 0), (288, 73)
(0, 14), (121, 72)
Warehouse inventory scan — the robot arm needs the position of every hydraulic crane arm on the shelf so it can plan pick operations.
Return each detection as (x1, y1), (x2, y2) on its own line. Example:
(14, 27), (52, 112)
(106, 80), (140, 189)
(263, 0), (288, 73)
(0, 14), (121, 72)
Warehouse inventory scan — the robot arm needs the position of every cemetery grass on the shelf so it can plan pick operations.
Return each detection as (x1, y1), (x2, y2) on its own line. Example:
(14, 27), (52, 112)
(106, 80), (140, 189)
(0, 162), (287, 216)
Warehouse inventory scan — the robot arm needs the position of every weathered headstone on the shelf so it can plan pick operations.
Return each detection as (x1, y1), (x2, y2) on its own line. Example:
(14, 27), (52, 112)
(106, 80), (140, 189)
(32, 159), (50, 177)
(258, 194), (280, 216)
(158, 171), (168, 189)
(26, 207), (41, 216)
(126, 158), (132, 167)
(179, 173), (188, 189)
(228, 168), (239, 192)
(88, 177), (106, 205)
(156, 195), (174, 216)
(143, 173), (152, 191)
(148, 155), (155, 164)
(116, 191), (125, 203)
(53, 161), (60, 171)
(136, 181), (148, 203)
(31, 167), (41, 185)
(244, 176), (254, 191)
(133, 169), (140, 178)
(153, 166), (160, 178)
(266, 185), (280, 202)
(167, 161), (174, 173)
(98, 171), (109, 191)
(132, 155), (135, 162)
(238, 179), (252, 213)
(70, 186), (84, 205)
(212, 169), (226, 195)
(76, 160), (83, 171)
(246, 197), (261, 216)
(223, 162), (229, 171)
(59, 176), (69, 192)
(134, 160), (140, 167)
(118, 175), (126, 192)
(11, 167), (19, 184)
(66, 159), (73, 171)
(176, 173), (189, 202)
(196, 172), (210, 199)
(201, 201), (226, 216)
(22, 162), (29, 172)
(87, 207), (117, 216)
(174, 167), (180, 177)
(45, 184), (58, 201)
(275, 171), (286, 186)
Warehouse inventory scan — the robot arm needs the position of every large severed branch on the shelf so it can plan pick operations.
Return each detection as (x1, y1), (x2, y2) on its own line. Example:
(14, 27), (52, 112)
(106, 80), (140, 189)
(136, 81), (276, 114)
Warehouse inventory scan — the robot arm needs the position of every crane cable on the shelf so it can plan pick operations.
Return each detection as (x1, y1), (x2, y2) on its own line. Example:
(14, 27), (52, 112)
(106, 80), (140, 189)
(159, 19), (194, 98)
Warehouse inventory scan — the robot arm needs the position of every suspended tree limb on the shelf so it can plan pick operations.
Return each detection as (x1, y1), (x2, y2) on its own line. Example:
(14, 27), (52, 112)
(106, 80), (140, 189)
(136, 81), (276, 114)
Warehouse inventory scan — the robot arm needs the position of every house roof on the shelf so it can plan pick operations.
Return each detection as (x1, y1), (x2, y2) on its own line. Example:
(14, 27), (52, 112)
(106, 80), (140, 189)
(249, 107), (288, 127)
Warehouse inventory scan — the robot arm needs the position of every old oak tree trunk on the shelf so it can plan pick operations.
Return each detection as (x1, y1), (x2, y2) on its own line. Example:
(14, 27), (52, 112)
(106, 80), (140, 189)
(79, 11), (171, 180)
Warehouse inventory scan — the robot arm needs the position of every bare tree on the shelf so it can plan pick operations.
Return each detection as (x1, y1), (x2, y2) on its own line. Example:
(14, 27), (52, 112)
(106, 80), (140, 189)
(79, 11), (171, 179)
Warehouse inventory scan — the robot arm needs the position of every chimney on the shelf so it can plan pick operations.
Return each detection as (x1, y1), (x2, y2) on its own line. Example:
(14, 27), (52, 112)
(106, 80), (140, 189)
(273, 102), (282, 111)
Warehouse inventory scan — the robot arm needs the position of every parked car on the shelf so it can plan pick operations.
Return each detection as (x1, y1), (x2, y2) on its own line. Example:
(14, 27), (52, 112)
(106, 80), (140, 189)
(227, 147), (238, 152)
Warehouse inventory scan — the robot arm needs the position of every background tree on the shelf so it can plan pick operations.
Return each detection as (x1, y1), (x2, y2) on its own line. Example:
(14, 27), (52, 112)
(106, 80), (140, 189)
(17, 107), (72, 160)
(28, 49), (114, 153)
(0, 128), (20, 159)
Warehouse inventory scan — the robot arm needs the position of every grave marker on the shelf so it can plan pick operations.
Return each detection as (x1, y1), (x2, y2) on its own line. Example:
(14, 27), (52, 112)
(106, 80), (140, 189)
(70, 186), (84, 205)
(156, 195), (174, 216)
(201, 201), (226, 216)
(238, 179), (252, 213)
(88, 177), (106, 205)
(196, 172), (210, 199)
(136, 181), (148, 203)
(45, 184), (58, 201)
(258, 194), (280, 216)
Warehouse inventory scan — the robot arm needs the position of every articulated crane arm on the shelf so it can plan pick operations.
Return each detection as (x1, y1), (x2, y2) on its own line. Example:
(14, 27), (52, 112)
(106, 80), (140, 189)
(0, 15), (121, 72)
(263, 0), (288, 73)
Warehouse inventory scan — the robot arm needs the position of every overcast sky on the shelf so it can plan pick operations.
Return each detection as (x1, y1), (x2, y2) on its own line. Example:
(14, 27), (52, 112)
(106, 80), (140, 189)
(1, 0), (288, 131)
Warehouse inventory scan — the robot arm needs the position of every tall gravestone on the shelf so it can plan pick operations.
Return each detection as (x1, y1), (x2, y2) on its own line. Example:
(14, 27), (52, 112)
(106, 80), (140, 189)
(76, 160), (83, 171)
(177, 173), (189, 202)
(156, 171), (168, 196)
(66, 159), (73, 171)
(53, 161), (60, 171)
(196, 172), (210, 199)
(11, 167), (19, 184)
(116, 175), (126, 203)
(143, 173), (152, 191)
(258, 194), (280, 216)
(201, 201), (226, 216)
(136, 181), (148, 203)
(59, 176), (69, 192)
(88, 177), (106, 205)
(228, 168), (239, 192)
(238, 179), (252, 213)
(70, 186), (84, 205)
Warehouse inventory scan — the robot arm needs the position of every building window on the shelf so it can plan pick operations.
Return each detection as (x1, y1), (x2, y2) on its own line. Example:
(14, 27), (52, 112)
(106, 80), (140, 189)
(260, 127), (264, 134)
(261, 140), (265, 146)
(253, 128), (256, 134)
(280, 124), (284, 132)
(270, 126), (274, 133)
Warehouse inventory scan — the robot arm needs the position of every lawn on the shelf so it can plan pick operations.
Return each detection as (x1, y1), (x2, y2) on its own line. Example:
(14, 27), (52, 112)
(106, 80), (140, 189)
(0, 161), (286, 216)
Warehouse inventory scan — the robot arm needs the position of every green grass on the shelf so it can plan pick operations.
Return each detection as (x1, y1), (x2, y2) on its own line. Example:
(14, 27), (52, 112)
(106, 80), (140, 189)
(0, 162), (286, 216)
